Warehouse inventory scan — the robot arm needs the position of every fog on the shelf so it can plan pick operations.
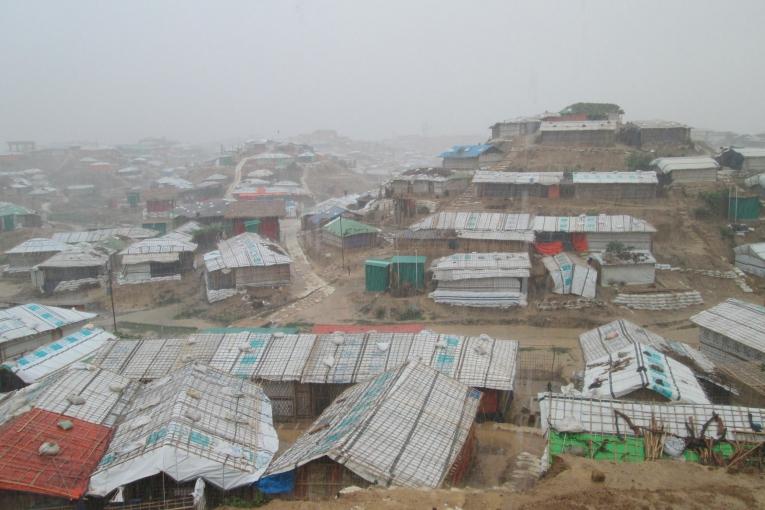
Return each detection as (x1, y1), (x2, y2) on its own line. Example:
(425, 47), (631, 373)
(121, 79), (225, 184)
(2, 0), (764, 145)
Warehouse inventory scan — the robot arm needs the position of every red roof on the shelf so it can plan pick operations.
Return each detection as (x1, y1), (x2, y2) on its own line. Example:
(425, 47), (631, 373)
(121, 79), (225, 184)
(310, 324), (425, 334)
(0, 409), (112, 500)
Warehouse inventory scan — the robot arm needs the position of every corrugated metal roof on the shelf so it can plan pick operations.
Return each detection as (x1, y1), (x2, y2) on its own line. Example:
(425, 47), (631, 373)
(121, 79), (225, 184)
(1, 327), (114, 384)
(410, 211), (533, 232)
(431, 252), (531, 280)
(204, 232), (291, 272)
(36, 245), (109, 268)
(473, 171), (563, 185)
(533, 215), (656, 233)
(266, 362), (480, 489)
(651, 156), (720, 173)
(539, 393), (765, 442)
(53, 227), (158, 244)
(88, 364), (278, 495)
(690, 298), (765, 355)
(734, 242), (765, 259)
(583, 343), (710, 404)
(155, 176), (193, 189)
(573, 171), (658, 184)
(0, 304), (97, 345)
(120, 236), (196, 256)
(5, 238), (70, 254)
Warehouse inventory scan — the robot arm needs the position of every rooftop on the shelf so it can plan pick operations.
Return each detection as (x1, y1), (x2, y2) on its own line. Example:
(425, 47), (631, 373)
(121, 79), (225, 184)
(439, 144), (495, 159)
(533, 215), (656, 233)
(224, 199), (286, 219)
(473, 171), (563, 185)
(204, 232), (291, 272)
(650, 156), (720, 173)
(583, 342), (710, 404)
(266, 362), (480, 488)
(322, 216), (380, 237)
(0, 304), (97, 345)
(88, 364), (279, 495)
(5, 238), (69, 255)
(52, 227), (158, 244)
(572, 171), (658, 184)
(690, 298), (765, 354)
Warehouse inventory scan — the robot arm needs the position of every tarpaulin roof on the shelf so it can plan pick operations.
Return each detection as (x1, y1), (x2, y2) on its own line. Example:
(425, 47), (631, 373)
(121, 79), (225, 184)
(431, 252), (531, 281)
(266, 362), (480, 488)
(53, 227), (158, 244)
(310, 324), (424, 334)
(439, 144), (495, 159)
(651, 156), (720, 174)
(539, 393), (765, 443)
(5, 238), (69, 255)
(88, 364), (278, 495)
(88, 331), (519, 392)
(578, 319), (715, 373)
(1, 327), (114, 384)
(203, 232), (292, 272)
(322, 216), (380, 237)
(0, 304), (97, 346)
(0, 409), (113, 500)
(533, 215), (656, 233)
(120, 236), (196, 256)
(300, 331), (518, 390)
(583, 342), (710, 404)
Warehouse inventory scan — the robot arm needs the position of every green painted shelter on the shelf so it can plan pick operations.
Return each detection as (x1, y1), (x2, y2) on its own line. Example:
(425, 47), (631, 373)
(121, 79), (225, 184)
(390, 255), (426, 290)
(729, 195), (761, 221)
(365, 259), (391, 292)
(0, 202), (35, 231)
(321, 217), (380, 250)
(244, 219), (261, 233)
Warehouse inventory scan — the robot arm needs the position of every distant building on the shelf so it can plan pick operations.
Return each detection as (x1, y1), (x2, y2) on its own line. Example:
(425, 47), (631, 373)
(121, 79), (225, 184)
(6, 140), (35, 153)
(0, 202), (41, 231)
(489, 117), (541, 140)
(203, 232), (292, 302)
(620, 120), (691, 148)
(650, 156), (719, 183)
(472, 171), (563, 198)
(591, 250), (656, 287)
(320, 217), (380, 250)
(398, 211), (535, 256)
(430, 252), (531, 307)
(439, 144), (503, 170)
(718, 147), (765, 175)
(118, 224), (198, 284)
(533, 214), (656, 252)
(691, 298), (765, 363)
(3, 238), (69, 274)
(572, 171), (658, 200)
(387, 167), (471, 197)
(539, 120), (617, 147)
(735, 243), (765, 277)
(224, 199), (285, 239)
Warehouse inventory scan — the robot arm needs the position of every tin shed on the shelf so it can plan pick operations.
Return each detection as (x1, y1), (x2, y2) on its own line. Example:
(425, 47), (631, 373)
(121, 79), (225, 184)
(364, 259), (390, 292)
(390, 255), (426, 290)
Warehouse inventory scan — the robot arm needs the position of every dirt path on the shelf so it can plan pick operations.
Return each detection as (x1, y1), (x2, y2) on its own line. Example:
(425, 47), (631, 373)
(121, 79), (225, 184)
(226, 155), (256, 199)
(253, 219), (336, 323)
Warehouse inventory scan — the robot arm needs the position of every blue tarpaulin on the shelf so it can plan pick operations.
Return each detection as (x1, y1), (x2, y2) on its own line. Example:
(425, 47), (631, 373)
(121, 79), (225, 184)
(257, 471), (295, 494)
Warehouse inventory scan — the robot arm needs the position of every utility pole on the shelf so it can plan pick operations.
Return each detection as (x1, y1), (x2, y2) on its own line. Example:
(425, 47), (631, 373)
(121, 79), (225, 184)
(107, 259), (118, 334)
(339, 215), (345, 271)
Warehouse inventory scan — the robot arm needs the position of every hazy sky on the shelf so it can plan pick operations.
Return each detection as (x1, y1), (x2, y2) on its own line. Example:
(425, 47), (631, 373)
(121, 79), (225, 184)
(2, 0), (764, 145)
